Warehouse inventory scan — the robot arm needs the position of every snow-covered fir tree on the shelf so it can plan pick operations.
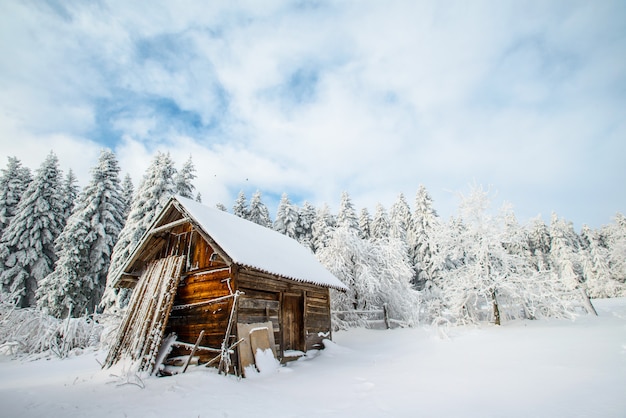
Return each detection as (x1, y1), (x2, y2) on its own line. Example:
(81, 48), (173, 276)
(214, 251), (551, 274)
(37, 150), (126, 317)
(101, 152), (177, 310)
(273, 193), (298, 239)
(61, 169), (79, 223)
(549, 212), (597, 315)
(215, 203), (228, 212)
(358, 208), (372, 240)
(387, 193), (412, 281)
(605, 213), (626, 287)
(389, 193), (412, 242)
(311, 204), (335, 253)
(527, 215), (551, 272)
(120, 173), (134, 219)
(248, 191), (272, 228)
(409, 185), (439, 289)
(580, 224), (621, 298)
(296, 201), (316, 251)
(336, 191), (359, 234)
(370, 204), (390, 240)
(0, 152), (65, 307)
(233, 191), (249, 220)
(174, 156), (196, 199)
(501, 206), (532, 263)
(0, 157), (32, 235)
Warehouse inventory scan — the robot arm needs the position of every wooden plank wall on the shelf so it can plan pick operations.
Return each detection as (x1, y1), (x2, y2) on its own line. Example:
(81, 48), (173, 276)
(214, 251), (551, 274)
(165, 267), (232, 363)
(304, 289), (331, 351)
(236, 269), (332, 356)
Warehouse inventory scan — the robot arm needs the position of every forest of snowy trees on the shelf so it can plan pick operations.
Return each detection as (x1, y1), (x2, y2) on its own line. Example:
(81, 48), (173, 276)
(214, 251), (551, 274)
(0, 151), (625, 355)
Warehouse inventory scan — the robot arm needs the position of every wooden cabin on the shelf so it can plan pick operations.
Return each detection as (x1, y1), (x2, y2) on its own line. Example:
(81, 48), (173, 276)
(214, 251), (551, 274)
(104, 195), (347, 376)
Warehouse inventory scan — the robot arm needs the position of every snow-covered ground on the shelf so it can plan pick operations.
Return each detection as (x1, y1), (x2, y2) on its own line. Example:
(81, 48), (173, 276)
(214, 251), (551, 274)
(1, 298), (625, 418)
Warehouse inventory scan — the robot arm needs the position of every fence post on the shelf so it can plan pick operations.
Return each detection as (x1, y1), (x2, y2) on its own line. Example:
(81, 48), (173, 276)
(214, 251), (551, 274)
(383, 303), (390, 329)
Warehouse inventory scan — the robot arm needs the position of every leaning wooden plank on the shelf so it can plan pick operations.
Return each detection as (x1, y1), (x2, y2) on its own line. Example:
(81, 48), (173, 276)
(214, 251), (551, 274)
(147, 255), (185, 371)
(236, 323), (255, 375)
(250, 326), (274, 356)
(137, 257), (171, 369)
(250, 324), (277, 368)
(133, 259), (167, 362)
(106, 260), (156, 365)
(139, 256), (185, 372)
(172, 341), (221, 353)
(104, 259), (159, 368)
(182, 330), (205, 373)
(105, 256), (184, 373)
(236, 322), (276, 377)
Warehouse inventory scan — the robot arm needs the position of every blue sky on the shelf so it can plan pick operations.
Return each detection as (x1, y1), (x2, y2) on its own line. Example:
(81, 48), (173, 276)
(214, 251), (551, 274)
(0, 0), (624, 229)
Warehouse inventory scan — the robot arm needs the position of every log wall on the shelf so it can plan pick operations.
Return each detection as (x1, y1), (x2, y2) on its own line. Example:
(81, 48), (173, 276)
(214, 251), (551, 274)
(165, 266), (233, 363)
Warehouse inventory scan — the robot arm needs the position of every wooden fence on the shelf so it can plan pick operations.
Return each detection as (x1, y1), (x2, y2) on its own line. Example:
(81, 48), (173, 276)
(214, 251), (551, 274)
(332, 303), (392, 330)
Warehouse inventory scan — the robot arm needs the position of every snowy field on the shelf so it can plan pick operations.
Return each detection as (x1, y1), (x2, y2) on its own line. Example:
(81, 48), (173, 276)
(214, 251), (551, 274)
(1, 298), (625, 418)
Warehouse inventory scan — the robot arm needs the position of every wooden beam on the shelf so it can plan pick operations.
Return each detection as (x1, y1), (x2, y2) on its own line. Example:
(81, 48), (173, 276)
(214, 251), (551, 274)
(149, 218), (189, 235)
(182, 330), (205, 373)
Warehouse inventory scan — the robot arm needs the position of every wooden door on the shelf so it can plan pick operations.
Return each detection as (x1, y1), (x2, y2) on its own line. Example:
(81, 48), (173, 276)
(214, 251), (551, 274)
(282, 293), (304, 352)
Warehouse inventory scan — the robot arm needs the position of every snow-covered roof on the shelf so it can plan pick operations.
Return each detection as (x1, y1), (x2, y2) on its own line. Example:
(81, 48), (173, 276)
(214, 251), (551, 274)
(173, 196), (348, 291)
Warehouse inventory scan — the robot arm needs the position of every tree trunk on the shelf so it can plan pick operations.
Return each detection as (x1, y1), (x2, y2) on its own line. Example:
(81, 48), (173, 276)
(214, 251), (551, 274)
(579, 287), (598, 316)
(490, 288), (501, 326)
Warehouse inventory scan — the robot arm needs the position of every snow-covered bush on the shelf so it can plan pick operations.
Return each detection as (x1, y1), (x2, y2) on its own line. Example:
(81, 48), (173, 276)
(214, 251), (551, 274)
(0, 294), (110, 358)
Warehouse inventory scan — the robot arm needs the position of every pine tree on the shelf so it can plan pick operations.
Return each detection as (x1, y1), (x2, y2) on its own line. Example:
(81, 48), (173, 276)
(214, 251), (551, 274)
(37, 150), (126, 317)
(336, 191), (359, 233)
(174, 156), (197, 199)
(233, 191), (249, 219)
(358, 208), (372, 240)
(501, 206), (531, 263)
(311, 204), (335, 253)
(215, 203), (228, 212)
(0, 152), (65, 307)
(389, 193), (412, 242)
(527, 216), (551, 272)
(273, 193), (298, 239)
(121, 173), (134, 219)
(0, 157), (32, 235)
(370, 204), (390, 240)
(248, 191), (272, 228)
(61, 169), (80, 223)
(388, 193), (412, 280)
(296, 201), (316, 251)
(580, 224), (620, 298)
(549, 212), (597, 315)
(100, 152), (177, 310)
(410, 185), (439, 289)
(605, 213), (626, 287)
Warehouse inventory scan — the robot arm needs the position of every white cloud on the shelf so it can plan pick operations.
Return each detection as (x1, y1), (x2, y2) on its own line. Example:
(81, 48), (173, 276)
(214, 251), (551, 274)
(0, 0), (624, 228)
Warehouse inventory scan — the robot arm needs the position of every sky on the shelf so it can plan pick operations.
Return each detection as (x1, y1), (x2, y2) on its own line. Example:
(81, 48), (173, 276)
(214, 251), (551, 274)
(0, 0), (624, 229)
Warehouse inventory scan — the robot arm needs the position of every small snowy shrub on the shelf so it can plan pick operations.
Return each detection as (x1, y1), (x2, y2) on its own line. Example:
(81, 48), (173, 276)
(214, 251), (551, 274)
(0, 295), (106, 358)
